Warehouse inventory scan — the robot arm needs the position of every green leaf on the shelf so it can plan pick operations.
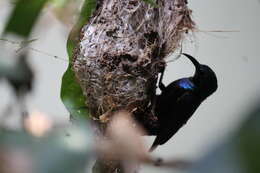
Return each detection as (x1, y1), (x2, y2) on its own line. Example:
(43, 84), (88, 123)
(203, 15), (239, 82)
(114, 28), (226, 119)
(4, 0), (48, 37)
(77, 0), (97, 32)
(60, 0), (97, 119)
(51, 0), (70, 8)
(142, 0), (158, 8)
(188, 101), (260, 173)
(237, 106), (260, 173)
(61, 64), (90, 119)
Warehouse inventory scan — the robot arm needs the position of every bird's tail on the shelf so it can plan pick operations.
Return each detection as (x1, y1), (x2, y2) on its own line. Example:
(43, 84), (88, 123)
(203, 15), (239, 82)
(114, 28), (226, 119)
(149, 141), (158, 152)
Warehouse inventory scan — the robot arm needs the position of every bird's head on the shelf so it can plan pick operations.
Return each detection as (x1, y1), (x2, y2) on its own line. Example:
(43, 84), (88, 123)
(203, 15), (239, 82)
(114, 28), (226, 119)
(182, 53), (218, 97)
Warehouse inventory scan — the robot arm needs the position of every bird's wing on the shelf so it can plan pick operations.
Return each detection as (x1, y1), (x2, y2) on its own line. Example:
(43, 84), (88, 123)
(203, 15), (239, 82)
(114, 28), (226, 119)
(152, 91), (200, 147)
(155, 80), (187, 112)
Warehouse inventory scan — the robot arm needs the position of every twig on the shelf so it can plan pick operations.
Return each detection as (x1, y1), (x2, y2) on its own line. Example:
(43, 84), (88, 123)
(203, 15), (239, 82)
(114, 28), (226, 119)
(0, 38), (68, 62)
(196, 29), (240, 33)
(148, 157), (192, 169)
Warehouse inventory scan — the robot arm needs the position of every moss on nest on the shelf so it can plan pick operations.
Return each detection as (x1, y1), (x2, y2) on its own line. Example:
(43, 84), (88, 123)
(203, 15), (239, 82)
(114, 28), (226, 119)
(72, 0), (195, 129)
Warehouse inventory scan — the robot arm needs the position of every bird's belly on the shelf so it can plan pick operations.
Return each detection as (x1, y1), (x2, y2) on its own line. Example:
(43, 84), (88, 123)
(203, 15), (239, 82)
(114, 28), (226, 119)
(157, 101), (201, 124)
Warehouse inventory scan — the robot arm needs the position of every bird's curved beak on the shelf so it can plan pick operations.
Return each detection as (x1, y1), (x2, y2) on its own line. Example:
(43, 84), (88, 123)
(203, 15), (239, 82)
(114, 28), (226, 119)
(182, 53), (200, 72)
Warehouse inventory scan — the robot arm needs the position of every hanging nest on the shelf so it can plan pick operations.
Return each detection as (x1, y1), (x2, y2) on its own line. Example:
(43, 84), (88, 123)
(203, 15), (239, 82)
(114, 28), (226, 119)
(72, 0), (195, 133)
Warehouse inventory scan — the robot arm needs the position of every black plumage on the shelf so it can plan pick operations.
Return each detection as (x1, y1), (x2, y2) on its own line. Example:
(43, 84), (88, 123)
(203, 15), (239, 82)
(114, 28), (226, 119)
(150, 53), (218, 151)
